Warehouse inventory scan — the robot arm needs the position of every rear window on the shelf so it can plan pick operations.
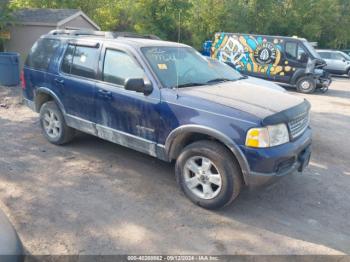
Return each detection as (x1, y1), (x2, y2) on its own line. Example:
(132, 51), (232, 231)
(61, 44), (99, 79)
(25, 38), (60, 70)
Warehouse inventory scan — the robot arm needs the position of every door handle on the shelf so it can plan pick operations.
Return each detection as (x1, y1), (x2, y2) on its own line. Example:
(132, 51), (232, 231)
(54, 78), (64, 85)
(98, 89), (112, 99)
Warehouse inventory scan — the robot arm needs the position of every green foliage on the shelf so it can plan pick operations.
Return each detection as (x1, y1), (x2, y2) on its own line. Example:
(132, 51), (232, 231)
(0, 0), (13, 50)
(7, 0), (350, 49)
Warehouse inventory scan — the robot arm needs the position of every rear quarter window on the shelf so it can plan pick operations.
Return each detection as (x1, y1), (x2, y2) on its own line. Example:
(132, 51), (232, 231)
(25, 38), (61, 70)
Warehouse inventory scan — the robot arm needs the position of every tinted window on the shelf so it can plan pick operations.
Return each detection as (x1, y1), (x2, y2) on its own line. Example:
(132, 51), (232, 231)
(61, 45), (75, 74)
(70, 46), (99, 79)
(285, 42), (308, 62)
(103, 49), (145, 86)
(297, 45), (307, 61)
(25, 38), (60, 70)
(285, 42), (297, 59)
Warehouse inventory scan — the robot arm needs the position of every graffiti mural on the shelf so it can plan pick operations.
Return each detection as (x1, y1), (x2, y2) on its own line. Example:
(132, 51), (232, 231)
(211, 33), (296, 77)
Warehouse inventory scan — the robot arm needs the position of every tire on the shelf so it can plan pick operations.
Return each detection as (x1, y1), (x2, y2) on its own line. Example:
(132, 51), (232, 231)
(347, 69), (350, 78)
(296, 76), (316, 93)
(175, 140), (242, 209)
(39, 101), (75, 145)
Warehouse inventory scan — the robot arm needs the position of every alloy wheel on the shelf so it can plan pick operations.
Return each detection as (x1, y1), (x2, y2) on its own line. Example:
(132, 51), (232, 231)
(183, 156), (222, 200)
(43, 110), (61, 139)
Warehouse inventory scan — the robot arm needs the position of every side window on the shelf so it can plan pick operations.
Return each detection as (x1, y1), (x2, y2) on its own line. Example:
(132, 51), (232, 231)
(25, 38), (60, 70)
(103, 49), (145, 86)
(285, 42), (297, 59)
(61, 45), (75, 74)
(331, 52), (344, 60)
(70, 46), (99, 79)
(319, 52), (331, 59)
(297, 44), (307, 61)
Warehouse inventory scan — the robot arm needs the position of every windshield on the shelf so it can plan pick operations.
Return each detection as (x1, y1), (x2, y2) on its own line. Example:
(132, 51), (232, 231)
(303, 41), (322, 59)
(141, 46), (242, 88)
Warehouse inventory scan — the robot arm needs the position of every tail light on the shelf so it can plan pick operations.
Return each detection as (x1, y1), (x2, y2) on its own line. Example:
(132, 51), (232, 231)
(20, 70), (26, 89)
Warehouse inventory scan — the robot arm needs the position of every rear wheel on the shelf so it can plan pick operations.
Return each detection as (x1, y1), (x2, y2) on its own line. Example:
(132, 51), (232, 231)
(175, 140), (242, 209)
(296, 76), (316, 93)
(347, 69), (350, 78)
(39, 101), (75, 145)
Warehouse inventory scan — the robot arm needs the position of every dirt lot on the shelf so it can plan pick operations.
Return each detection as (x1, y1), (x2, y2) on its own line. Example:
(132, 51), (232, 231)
(0, 78), (349, 255)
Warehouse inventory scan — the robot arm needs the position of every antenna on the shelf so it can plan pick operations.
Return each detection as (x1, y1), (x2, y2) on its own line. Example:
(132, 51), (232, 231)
(175, 9), (182, 99)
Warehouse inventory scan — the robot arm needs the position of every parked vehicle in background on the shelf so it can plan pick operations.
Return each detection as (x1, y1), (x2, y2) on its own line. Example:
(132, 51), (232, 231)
(205, 57), (287, 92)
(206, 33), (331, 93)
(317, 50), (350, 78)
(342, 49), (350, 56)
(22, 30), (312, 209)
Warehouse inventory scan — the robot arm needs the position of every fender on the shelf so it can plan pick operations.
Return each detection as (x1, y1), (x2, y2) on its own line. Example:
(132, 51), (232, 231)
(34, 87), (66, 115)
(165, 124), (251, 184)
(290, 68), (307, 85)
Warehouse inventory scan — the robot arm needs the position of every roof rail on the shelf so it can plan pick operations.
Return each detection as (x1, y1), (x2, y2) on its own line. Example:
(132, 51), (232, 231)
(48, 29), (73, 36)
(112, 32), (161, 40)
(70, 30), (114, 38)
(48, 29), (161, 40)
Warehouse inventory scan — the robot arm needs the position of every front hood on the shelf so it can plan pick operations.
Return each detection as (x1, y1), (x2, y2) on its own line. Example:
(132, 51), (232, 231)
(244, 76), (286, 92)
(179, 80), (304, 119)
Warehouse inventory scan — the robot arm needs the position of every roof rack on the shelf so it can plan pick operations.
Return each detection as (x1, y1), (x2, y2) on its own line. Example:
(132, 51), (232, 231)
(112, 32), (161, 40)
(48, 29), (161, 40)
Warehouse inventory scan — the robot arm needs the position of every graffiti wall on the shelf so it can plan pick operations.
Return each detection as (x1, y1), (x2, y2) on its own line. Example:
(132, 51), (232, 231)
(211, 33), (296, 77)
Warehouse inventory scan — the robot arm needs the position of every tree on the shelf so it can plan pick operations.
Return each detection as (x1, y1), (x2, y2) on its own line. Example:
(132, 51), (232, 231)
(7, 0), (350, 49)
(0, 1), (13, 51)
(130, 0), (191, 41)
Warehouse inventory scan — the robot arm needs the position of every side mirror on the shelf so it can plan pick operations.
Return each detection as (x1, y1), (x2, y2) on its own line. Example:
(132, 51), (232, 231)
(299, 53), (309, 63)
(124, 78), (153, 95)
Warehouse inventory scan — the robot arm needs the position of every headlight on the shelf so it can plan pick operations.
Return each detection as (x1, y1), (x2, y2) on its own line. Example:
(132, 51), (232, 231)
(245, 124), (289, 148)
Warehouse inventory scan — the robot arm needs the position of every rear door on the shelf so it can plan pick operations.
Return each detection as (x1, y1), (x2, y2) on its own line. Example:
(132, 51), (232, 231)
(57, 42), (101, 123)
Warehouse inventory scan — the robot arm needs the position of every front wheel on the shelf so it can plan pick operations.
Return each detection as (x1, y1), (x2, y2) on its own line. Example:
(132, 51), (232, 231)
(175, 141), (242, 209)
(296, 76), (316, 93)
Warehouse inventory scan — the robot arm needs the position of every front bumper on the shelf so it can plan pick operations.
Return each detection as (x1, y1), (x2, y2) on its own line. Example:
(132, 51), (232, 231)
(316, 71), (332, 91)
(242, 127), (312, 187)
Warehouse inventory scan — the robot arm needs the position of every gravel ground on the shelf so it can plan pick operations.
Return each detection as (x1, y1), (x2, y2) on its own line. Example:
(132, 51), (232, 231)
(0, 78), (349, 255)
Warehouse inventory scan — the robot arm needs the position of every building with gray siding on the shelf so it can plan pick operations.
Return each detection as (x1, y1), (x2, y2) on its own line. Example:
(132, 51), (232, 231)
(3, 8), (100, 67)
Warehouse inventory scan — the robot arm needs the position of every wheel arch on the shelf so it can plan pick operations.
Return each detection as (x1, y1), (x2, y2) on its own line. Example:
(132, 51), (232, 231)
(34, 87), (66, 115)
(290, 68), (309, 85)
(165, 125), (250, 184)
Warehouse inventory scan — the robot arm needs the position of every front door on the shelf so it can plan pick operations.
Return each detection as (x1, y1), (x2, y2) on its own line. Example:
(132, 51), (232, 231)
(330, 52), (348, 73)
(95, 47), (161, 156)
(280, 41), (308, 83)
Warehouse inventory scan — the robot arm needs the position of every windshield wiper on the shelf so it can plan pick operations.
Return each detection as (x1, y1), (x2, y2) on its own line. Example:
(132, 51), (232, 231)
(173, 82), (205, 88)
(206, 78), (232, 84)
(239, 75), (248, 79)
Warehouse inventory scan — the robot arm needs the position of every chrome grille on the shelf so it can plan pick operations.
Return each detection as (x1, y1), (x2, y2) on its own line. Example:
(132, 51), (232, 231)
(288, 112), (309, 139)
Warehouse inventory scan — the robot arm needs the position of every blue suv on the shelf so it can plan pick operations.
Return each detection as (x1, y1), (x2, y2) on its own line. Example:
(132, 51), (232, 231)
(22, 30), (312, 209)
